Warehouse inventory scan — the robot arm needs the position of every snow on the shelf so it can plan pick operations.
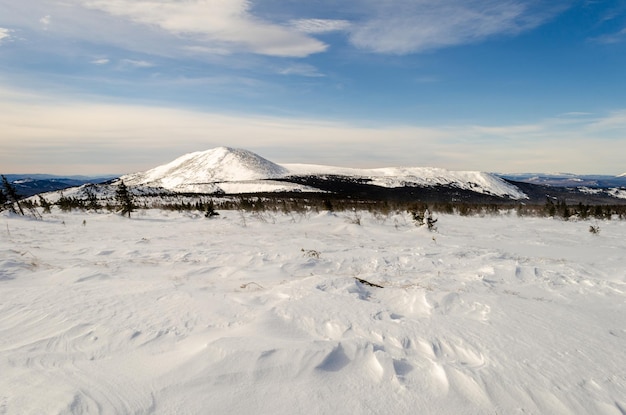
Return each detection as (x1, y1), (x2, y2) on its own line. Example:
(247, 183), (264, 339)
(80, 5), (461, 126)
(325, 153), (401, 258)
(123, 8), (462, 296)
(122, 147), (289, 191)
(608, 188), (626, 199)
(2, 210), (625, 414)
(579, 187), (626, 199)
(121, 147), (528, 199)
(284, 164), (527, 199)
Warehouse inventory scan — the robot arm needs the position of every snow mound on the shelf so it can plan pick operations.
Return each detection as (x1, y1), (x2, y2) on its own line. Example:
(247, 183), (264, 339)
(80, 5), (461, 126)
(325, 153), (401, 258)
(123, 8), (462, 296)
(122, 147), (288, 190)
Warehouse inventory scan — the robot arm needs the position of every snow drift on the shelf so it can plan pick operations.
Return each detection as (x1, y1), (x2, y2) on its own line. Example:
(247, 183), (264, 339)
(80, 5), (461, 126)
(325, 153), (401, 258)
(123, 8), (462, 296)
(1, 210), (625, 414)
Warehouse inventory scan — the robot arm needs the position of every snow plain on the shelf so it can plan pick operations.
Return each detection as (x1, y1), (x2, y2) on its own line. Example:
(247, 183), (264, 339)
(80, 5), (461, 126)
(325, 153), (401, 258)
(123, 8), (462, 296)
(1, 209), (625, 415)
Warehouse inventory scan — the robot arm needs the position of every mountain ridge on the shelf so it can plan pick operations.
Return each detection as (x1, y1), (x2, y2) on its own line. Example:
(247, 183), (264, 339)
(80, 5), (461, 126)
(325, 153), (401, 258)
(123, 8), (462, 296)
(9, 147), (626, 204)
(121, 147), (528, 199)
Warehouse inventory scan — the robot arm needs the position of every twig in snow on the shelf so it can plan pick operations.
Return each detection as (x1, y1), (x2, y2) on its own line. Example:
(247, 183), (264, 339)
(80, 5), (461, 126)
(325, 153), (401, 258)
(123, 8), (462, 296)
(240, 282), (264, 290)
(355, 277), (384, 288)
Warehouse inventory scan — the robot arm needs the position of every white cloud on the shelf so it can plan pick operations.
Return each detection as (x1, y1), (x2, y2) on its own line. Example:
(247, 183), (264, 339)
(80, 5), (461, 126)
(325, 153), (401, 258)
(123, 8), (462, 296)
(91, 58), (110, 65)
(347, 0), (566, 54)
(0, 0), (572, 62)
(587, 109), (626, 131)
(591, 27), (626, 44)
(79, 0), (328, 57)
(120, 59), (155, 68)
(39, 15), (52, 28)
(277, 63), (324, 77)
(0, 27), (11, 43)
(291, 19), (351, 34)
(183, 45), (232, 56)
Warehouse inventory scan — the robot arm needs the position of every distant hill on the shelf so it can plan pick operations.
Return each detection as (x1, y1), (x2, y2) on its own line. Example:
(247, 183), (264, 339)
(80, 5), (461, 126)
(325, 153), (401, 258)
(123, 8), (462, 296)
(116, 147), (625, 204)
(2, 174), (116, 198)
(121, 146), (528, 200)
(12, 147), (626, 205)
(497, 173), (626, 188)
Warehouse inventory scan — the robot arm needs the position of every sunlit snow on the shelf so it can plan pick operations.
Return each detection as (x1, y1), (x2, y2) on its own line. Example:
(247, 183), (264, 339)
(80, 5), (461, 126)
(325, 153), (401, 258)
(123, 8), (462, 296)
(1, 209), (625, 414)
(122, 147), (528, 199)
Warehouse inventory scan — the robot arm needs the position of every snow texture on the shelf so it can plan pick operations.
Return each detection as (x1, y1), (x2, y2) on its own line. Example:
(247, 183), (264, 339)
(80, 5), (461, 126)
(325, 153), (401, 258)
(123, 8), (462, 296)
(579, 187), (626, 199)
(121, 147), (528, 199)
(1, 209), (625, 414)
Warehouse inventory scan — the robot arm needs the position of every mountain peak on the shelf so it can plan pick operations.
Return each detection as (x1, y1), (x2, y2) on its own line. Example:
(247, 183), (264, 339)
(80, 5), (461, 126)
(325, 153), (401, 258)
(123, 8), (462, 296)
(123, 147), (288, 189)
(121, 146), (527, 199)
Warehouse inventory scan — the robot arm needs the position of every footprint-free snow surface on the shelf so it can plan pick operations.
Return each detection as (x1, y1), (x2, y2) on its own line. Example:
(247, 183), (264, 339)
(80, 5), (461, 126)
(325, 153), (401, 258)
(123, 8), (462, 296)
(1, 210), (625, 414)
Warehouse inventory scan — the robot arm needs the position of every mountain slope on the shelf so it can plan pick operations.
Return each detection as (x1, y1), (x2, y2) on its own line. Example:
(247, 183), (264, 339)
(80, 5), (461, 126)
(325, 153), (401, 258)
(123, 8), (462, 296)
(123, 147), (289, 190)
(121, 147), (527, 200)
(284, 164), (527, 199)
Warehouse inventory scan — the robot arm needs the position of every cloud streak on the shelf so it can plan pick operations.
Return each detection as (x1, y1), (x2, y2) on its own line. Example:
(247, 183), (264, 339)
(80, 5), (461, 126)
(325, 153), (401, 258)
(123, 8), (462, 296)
(1, 86), (623, 175)
(79, 0), (327, 57)
(346, 0), (566, 54)
(1, 0), (571, 60)
(0, 27), (11, 43)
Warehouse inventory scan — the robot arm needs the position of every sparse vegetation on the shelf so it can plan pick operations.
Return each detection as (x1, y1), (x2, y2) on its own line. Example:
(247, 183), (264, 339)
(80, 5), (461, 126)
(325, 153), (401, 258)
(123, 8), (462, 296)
(38, 195), (52, 214)
(1, 175), (24, 215)
(13, 181), (626, 222)
(204, 200), (219, 218)
(301, 249), (321, 259)
(410, 206), (438, 230)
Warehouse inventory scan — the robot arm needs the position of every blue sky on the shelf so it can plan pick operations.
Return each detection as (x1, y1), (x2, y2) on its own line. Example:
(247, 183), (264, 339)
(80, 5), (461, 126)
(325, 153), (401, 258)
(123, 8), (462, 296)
(1, 0), (625, 175)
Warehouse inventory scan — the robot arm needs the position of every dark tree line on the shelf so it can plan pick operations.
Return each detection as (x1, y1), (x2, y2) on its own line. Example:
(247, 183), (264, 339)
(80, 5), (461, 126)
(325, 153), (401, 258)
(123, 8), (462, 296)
(8, 179), (626, 221)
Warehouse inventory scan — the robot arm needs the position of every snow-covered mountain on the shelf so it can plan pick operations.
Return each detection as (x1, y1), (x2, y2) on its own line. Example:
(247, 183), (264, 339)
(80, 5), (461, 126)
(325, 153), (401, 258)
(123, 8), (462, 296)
(121, 147), (528, 199)
(123, 147), (287, 189)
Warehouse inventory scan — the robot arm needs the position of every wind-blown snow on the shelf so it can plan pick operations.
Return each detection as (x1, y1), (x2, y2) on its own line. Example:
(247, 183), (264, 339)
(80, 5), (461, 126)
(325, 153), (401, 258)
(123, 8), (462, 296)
(121, 147), (527, 199)
(1, 210), (625, 414)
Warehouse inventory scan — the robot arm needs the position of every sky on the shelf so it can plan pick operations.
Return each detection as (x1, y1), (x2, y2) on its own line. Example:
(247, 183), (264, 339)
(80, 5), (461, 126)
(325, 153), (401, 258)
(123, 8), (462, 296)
(1, 0), (625, 175)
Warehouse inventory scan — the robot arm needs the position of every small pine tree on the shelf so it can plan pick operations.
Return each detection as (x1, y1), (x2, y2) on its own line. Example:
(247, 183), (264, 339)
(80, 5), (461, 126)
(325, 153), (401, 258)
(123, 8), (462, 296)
(38, 195), (52, 214)
(59, 196), (71, 211)
(545, 198), (556, 217)
(205, 200), (219, 218)
(0, 187), (7, 211)
(1, 175), (24, 215)
(558, 200), (570, 220)
(115, 180), (135, 218)
(85, 188), (101, 211)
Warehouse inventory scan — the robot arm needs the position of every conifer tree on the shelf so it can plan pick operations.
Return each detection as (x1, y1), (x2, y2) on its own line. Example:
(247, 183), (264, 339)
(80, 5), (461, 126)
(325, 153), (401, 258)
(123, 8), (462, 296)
(1, 175), (24, 215)
(0, 187), (7, 212)
(115, 180), (135, 218)
(38, 195), (52, 214)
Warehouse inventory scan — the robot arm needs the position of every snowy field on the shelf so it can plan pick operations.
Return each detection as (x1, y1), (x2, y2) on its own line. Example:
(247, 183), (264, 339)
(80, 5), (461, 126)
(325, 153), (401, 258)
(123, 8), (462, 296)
(1, 209), (625, 415)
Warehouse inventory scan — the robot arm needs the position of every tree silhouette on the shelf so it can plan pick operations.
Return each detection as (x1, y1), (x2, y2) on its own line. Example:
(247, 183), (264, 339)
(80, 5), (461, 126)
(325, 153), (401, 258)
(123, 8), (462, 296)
(115, 180), (135, 218)
(1, 175), (24, 215)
